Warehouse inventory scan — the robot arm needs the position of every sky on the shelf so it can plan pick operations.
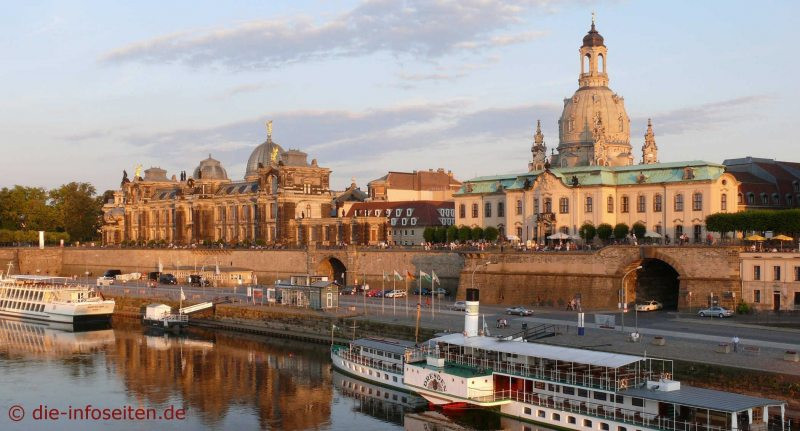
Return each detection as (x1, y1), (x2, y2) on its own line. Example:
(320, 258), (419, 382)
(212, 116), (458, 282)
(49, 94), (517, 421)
(0, 0), (797, 193)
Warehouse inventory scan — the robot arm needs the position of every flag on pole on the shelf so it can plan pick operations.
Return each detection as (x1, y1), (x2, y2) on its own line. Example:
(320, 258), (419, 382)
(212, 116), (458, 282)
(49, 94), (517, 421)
(406, 270), (415, 280)
(432, 271), (440, 285)
(393, 270), (403, 281)
(180, 287), (186, 301)
(383, 271), (389, 281)
(419, 270), (431, 281)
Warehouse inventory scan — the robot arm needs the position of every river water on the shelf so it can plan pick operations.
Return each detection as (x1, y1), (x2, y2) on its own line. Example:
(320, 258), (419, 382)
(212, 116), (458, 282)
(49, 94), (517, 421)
(0, 318), (558, 431)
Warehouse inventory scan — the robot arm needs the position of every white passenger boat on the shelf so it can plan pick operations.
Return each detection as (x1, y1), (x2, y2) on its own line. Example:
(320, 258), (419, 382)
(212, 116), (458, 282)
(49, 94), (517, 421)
(0, 275), (115, 325)
(403, 288), (790, 431)
(331, 337), (425, 392)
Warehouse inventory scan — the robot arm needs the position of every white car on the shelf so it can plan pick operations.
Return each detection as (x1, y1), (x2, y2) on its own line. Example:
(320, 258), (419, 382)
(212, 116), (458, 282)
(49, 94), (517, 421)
(96, 276), (114, 286)
(635, 300), (663, 312)
(385, 290), (406, 298)
(451, 301), (467, 311)
(431, 288), (447, 295)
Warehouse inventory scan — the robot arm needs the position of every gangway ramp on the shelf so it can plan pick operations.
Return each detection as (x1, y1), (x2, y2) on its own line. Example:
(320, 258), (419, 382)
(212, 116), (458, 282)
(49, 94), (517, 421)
(178, 296), (232, 315)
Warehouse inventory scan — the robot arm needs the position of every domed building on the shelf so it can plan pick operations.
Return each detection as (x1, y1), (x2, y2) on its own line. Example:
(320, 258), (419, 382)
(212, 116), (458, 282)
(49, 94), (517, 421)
(551, 20), (633, 168)
(102, 122), (386, 247)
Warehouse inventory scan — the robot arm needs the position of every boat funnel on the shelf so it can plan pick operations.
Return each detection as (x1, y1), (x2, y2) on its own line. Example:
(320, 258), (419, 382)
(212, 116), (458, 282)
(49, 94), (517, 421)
(464, 288), (479, 337)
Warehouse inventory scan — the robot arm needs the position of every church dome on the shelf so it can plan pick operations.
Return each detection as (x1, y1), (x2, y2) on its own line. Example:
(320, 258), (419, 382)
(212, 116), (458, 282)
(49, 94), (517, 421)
(245, 140), (285, 178)
(193, 155), (228, 180)
(582, 23), (604, 47)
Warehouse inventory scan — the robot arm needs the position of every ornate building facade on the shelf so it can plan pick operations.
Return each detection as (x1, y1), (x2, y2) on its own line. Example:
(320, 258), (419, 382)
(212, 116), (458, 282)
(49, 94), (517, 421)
(102, 123), (383, 246)
(454, 20), (738, 244)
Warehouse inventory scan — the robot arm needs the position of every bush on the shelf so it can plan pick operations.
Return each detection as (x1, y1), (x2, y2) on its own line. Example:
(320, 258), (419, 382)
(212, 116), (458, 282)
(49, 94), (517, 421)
(471, 226), (484, 241)
(423, 227), (435, 243)
(736, 302), (751, 314)
(446, 225), (459, 242)
(434, 227), (447, 243)
(458, 226), (472, 242)
(613, 223), (630, 240)
(632, 222), (646, 239)
(578, 223), (596, 241)
(484, 226), (499, 242)
(596, 223), (613, 241)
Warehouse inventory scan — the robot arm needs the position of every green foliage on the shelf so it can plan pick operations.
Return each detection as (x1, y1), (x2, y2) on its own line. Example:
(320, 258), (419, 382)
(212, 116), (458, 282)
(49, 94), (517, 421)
(578, 223), (596, 241)
(446, 225), (459, 242)
(433, 227), (447, 243)
(423, 227), (435, 243)
(458, 226), (472, 242)
(632, 222), (646, 239)
(471, 226), (484, 241)
(484, 226), (499, 242)
(596, 223), (613, 241)
(0, 229), (69, 245)
(613, 223), (629, 240)
(736, 302), (751, 314)
(705, 209), (800, 235)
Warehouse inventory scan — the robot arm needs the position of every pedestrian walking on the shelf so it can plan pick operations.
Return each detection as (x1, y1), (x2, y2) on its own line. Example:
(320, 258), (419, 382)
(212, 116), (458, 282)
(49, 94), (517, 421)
(732, 335), (740, 352)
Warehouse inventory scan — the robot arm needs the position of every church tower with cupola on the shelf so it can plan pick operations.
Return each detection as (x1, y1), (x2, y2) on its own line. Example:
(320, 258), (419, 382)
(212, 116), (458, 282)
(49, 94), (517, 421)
(552, 16), (633, 168)
(529, 120), (547, 171)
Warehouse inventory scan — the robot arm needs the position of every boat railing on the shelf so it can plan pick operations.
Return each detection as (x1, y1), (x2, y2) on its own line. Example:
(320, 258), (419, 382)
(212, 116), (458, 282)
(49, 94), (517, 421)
(440, 352), (621, 391)
(165, 314), (189, 322)
(333, 346), (403, 375)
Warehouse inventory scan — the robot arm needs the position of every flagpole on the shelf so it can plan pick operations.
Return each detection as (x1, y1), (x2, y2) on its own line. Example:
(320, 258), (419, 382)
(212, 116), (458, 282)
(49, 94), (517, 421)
(405, 272), (409, 318)
(382, 270), (385, 315)
(392, 274), (396, 316)
(431, 269), (434, 320)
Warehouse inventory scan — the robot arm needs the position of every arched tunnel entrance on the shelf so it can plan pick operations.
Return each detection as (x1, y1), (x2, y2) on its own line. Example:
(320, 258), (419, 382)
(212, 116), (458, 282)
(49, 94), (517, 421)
(633, 258), (680, 310)
(318, 257), (347, 286)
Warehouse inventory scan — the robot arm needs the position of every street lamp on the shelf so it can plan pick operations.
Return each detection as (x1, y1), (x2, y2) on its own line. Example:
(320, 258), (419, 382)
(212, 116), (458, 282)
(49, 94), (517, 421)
(471, 261), (497, 291)
(620, 265), (643, 332)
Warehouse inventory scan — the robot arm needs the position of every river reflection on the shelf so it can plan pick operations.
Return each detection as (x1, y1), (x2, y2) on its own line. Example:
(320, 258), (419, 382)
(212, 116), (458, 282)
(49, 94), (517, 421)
(0, 318), (558, 431)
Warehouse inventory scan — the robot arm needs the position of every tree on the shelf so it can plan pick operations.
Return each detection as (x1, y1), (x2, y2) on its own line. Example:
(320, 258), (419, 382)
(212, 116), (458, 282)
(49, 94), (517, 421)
(578, 223), (596, 241)
(632, 222), (646, 239)
(484, 226), (499, 242)
(50, 182), (102, 242)
(596, 223), (613, 241)
(471, 226), (484, 241)
(423, 227), (435, 243)
(613, 223), (630, 240)
(434, 227), (447, 243)
(0, 185), (58, 231)
(458, 226), (472, 242)
(446, 225), (459, 242)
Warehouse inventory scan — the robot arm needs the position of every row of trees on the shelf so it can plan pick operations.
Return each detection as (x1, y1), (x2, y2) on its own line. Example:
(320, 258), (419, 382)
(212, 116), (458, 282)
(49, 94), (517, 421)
(705, 209), (800, 236)
(423, 225), (500, 243)
(0, 229), (70, 245)
(579, 222), (647, 242)
(0, 183), (107, 243)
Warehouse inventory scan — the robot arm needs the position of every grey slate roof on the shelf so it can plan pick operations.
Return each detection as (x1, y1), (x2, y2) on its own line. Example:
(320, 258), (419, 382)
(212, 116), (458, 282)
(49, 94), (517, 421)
(622, 385), (784, 413)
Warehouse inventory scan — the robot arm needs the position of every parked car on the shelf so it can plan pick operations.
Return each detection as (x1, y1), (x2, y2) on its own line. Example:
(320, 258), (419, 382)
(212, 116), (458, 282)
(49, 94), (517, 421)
(385, 290), (406, 298)
(339, 286), (357, 295)
(366, 289), (382, 297)
(189, 274), (210, 287)
(698, 306), (734, 318)
(451, 301), (467, 311)
(96, 276), (114, 287)
(635, 300), (663, 312)
(505, 306), (533, 316)
(148, 271), (161, 281)
(413, 288), (430, 296)
(159, 273), (178, 285)
(431, 288), (447, 296)
(104, 269), (122, 278)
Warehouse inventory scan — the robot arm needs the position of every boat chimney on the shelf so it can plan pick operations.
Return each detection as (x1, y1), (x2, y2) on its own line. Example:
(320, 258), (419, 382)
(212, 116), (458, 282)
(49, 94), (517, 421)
(464, 288), (480, 337)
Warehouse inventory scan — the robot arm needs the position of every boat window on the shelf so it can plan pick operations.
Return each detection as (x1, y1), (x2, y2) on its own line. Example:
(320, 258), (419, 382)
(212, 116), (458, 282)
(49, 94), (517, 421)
(617, 427), (627, 431)
(615, 395), (624, 404)
(563, 386), (575, 395)
(600, 423), (609, 431)
(578, 389), (588, 397)
(568, 416), (576, 424)
(523, 407), (532, 415)
(631, 397), (644, 407)
(393, 376), (397, 382)
(537, 410), (546, 418)
(594, 392), (607, 401)
(534, 381), (545, 390)
(583, 419), (592, 427)
(552, 413), (561, 421)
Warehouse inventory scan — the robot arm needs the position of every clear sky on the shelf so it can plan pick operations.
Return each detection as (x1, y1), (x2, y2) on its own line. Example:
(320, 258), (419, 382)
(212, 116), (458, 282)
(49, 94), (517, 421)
(0, 0), (796, 193)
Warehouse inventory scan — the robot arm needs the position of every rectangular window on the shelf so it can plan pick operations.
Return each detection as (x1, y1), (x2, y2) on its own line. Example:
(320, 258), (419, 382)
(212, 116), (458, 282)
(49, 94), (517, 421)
(607, 196), (614, 213)
(585, 196), (593, 213)
(552, 413), (561, 421)
(537, 410), (546, 418)
(524, 407), (532, 415)
(459, 204), (465, 219)
(472, 203), (478, 218)
(693, 193), (703, 211)
(516, 200), (522, 215)
(534, 381), (546, 390)
(583, 419), (593, 427)
(577, 389), (588, 398)
(631, 397), (644, 407)
(621, 196), (629, 213)
(568, 416), (576, 425)
(774, 266), (781, 281)
(675, 194), (684, 211)
(654, 194), (662, 212)
(559, 198), (569, 214)
(562, 386), (575, 395)
(615, 395), (624, 404)
(601, 424), (610, 431)
(497, 202), (504, 217)
(754, 265), (761, 281)
(721, 194), (727, 211)
(594, 392), (607, 401)
(754, 290), (761, 303)
(794, 266), (800, 281)
(637, 195), (646, 213)
(485, 202), (492, 218)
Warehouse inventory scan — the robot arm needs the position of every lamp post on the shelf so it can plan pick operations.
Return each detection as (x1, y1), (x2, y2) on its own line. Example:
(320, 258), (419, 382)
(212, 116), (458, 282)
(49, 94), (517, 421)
(471, 261), (497, 291)
(621, 265), (643, 332)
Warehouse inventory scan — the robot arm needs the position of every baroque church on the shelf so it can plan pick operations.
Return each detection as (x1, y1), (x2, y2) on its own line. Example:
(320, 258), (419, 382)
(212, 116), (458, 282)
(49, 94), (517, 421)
(455, 20), (737, 243)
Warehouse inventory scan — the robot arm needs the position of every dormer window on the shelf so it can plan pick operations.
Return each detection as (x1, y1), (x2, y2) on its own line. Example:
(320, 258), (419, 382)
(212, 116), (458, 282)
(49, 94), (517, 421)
(682, 167), (695, 180)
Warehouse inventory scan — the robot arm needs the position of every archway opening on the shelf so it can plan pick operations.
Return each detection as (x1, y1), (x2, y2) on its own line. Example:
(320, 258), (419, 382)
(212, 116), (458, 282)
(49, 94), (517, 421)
(318, 257), (347, 287)
(634, 258), (680, 310)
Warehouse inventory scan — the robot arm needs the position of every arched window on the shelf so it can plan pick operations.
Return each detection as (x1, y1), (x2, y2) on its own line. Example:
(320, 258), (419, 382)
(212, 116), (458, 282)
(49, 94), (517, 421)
(692, 192), (703, 211)
(516, 226), (523, 238)
(786, 194), (793, 208)
(583, 54), (591, 74)
(516, 200), (522, 215)
(747, 193), (754, 205)
(674, 194), (684, 211)
(794, 181), (799, 193)
(607, 196), (614, 213)
(653, 194), (663, 212)
(585, 196), (593, 213)
(760, 193), (768, 205)
(721, 194), (727, 211)
(559, 197), (569, 214)
(598, 53), (605, 73)
(772, 193), (780, 205)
